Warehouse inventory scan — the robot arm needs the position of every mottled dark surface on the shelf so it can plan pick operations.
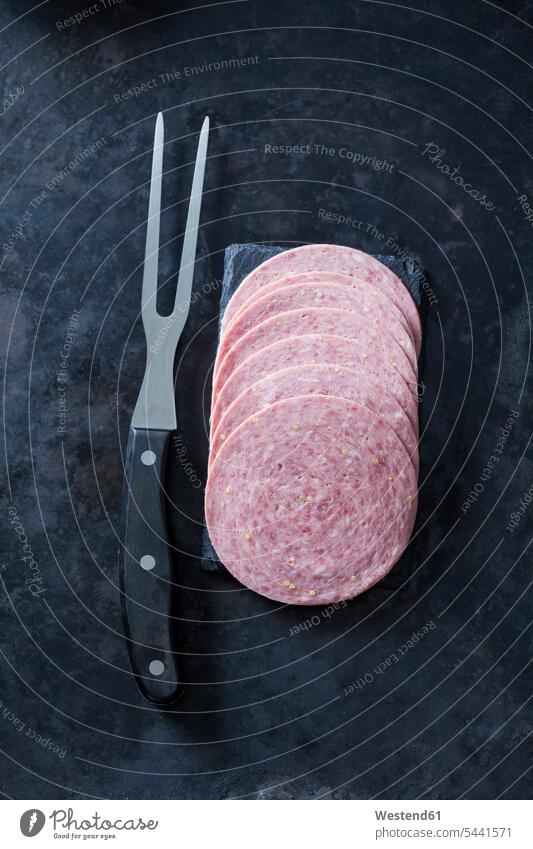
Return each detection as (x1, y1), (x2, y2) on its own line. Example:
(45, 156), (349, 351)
(0, 0), (531, 800)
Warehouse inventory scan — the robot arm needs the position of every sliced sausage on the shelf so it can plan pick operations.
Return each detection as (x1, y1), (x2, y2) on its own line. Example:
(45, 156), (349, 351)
(205, 395), (418, 605)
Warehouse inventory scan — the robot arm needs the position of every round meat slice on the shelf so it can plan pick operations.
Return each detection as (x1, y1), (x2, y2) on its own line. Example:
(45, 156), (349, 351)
(215, 278), (417, 378)
(205, 395), (418, 605)
(210, 333), (419, 439)
(210, 364), (419, 472)
(222, 270), (416, 355)
(212, 307), (417, 407)
(222, 244), (422, 355)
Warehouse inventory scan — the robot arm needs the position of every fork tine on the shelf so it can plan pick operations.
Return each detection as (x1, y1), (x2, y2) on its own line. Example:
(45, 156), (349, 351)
(142, 112), (164, 318)
(173, 115), (209, 318)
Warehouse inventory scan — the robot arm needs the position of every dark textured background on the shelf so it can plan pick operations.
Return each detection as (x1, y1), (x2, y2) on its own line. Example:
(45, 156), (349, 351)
(0, 0), (531, 800)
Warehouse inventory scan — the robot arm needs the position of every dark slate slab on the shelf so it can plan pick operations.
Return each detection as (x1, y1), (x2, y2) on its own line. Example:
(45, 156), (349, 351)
(201, 243), (429, 588)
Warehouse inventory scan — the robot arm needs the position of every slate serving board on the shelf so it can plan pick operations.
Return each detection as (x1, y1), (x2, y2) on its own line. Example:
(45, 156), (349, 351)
(201, 243), (429, 590)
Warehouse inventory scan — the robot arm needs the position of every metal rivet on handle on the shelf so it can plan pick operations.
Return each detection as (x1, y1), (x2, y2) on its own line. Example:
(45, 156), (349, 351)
(141, 450), (156, 465)
(149, 660), (165, 676)
(140, 555), (156, 571)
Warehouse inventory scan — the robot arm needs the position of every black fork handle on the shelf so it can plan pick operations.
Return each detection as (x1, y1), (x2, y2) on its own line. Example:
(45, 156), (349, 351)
(119, 427), (183, 704)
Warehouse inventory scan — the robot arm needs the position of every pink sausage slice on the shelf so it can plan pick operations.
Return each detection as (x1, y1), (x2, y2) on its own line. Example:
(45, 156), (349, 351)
(210, 363), (419, 471)
(210, 333), (419, 438)
(205, 395), (418, 605)
(215, 278), (417, 379)
(222, 244), (422, 355)
(212, 307), (417, 410)
(222, 270), (416, 353)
